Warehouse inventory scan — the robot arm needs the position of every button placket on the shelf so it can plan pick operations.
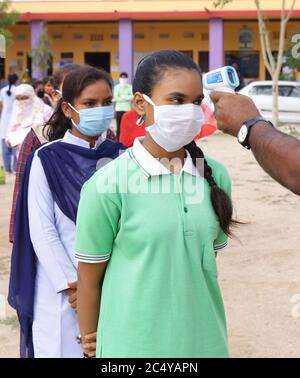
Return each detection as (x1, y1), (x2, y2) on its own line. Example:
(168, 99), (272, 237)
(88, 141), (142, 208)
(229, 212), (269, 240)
(178, 173), (194, 238)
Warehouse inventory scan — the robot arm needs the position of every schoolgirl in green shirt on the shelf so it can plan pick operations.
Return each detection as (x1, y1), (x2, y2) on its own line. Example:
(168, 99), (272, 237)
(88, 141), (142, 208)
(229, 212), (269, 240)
(75, 50), (239, 358)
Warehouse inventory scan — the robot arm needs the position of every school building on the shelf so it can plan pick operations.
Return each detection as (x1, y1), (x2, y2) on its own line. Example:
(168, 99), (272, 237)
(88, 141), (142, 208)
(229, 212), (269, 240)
(3, 0), (300, 82)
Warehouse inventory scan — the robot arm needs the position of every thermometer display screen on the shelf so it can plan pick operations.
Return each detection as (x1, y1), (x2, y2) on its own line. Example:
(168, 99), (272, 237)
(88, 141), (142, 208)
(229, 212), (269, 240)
(227, 69), (235, 85)
(207, 71), (224, 84)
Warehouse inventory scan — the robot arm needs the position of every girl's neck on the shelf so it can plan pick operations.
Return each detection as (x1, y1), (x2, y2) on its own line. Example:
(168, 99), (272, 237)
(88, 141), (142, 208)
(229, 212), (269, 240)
(142, 133), (185, 174)
(70, 128), (98, 148)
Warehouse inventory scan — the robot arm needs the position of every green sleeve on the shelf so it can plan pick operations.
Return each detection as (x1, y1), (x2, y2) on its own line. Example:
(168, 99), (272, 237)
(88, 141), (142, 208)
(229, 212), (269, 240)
(75, 174), (120, 263)
(123, 85), (133, 101)
(207, 158), (232, 252)
(113, 85), (122, 101)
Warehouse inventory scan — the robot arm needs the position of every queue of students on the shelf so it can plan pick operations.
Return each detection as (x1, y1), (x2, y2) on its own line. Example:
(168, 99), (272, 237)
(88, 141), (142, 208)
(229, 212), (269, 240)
(8, 51), (236, 358)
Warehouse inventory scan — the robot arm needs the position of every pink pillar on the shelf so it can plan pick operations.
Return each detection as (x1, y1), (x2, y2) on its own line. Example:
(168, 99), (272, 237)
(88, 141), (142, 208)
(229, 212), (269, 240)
(31, 21), (47, 80)
(209, 18), (224, 71)
(119, 19), (134, 83)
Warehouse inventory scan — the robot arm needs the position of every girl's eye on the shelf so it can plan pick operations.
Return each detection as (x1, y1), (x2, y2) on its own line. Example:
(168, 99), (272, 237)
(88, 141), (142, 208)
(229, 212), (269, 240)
(104, 100), (113, 106)
(171, 98), (184, 105)
(84, 102), (95, 107)
(194, 99), (203, 106)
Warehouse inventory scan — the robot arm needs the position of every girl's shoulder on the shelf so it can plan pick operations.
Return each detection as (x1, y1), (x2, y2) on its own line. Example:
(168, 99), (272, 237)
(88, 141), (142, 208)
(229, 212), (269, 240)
(87, 149), (128, 183)
(33, 139), (62, 158)
(81, 151), (129, 205)
(204, 155), (231, 190)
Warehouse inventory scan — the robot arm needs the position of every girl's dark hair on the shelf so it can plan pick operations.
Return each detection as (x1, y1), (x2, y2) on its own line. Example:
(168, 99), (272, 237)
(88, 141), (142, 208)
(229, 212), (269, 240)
(45, 65), (113, 141)
(7, 74), (18, 96)
(133, 50), (237, 236)
(133, 50), (202, 96)
(185, 141), (237, 236)
(53, 63), (82, 90)
(31, 79), (43, 90)
(42, 76), (54, 86)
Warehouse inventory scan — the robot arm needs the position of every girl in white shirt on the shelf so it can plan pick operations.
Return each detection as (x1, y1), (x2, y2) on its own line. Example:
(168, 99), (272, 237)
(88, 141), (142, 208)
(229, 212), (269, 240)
(0, 73), (18, 172)
(9, 65), (125, 358)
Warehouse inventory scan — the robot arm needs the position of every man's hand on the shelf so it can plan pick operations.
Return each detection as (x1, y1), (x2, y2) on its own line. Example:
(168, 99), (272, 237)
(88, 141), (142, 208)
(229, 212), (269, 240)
(83, 332), (97, 357)
(210, 92), (260, 137)
(67, 281), (77, 311)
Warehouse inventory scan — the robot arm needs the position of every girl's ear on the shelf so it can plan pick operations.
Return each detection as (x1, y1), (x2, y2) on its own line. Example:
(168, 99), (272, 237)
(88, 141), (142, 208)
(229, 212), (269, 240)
(133, 92), (147, 117)
(61, 101), (72, 119)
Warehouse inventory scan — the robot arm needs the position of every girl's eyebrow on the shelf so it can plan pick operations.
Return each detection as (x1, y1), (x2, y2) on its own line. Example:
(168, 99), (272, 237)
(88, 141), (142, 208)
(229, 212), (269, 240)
(167, 92), (187, 98)
(81, 96), (113, 102)
(81, 97), (98, 102)
(167, 92), (205, 101)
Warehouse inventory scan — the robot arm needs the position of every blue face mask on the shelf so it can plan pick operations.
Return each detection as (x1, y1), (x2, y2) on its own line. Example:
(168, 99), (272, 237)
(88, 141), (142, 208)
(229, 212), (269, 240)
(68, 103), (114, 137)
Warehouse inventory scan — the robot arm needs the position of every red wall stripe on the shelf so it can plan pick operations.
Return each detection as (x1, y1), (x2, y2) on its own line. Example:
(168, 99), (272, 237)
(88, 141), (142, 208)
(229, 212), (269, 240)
(19, 10), (300, 21)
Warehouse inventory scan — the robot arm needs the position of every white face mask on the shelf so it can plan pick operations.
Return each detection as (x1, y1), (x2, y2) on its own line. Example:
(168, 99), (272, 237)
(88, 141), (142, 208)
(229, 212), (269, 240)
(119, 77), (128, 86)
(143, 94), (205, 152)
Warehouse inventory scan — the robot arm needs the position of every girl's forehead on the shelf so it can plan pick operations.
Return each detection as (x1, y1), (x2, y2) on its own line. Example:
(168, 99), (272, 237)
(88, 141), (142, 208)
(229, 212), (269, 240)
(152, 69), (202, 94)
(78, 81), (112, 97)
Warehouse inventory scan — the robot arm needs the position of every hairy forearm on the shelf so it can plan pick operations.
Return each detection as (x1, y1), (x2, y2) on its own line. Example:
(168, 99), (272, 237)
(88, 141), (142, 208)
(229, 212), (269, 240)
(249, 122), (300, 195)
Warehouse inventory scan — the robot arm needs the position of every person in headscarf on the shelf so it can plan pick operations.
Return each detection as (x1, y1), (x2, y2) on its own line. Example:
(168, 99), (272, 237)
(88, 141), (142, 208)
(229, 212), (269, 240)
(8, 65), (125, 358)
(7, 84), (53, 150)
(0, 73), (19, 173)
(8, 65), (81, 244)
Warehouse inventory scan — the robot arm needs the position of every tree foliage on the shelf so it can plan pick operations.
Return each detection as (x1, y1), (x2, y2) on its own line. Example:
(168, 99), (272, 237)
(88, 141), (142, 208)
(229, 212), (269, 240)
(213, 0), (232, 8)
(0, 0), (19, 47)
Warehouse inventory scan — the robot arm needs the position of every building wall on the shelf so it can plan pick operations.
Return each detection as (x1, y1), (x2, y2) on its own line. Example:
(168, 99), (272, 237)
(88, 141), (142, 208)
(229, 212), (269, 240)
(4, 19), (300, 80)
(8, 0), (300, 15)
(47, 23), (119, 77)
(4, 25), (30, 77)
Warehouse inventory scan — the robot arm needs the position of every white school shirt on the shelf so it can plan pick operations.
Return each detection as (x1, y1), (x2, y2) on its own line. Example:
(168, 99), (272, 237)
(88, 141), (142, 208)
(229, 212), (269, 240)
(0, 85), (16, 139)
(28, 130), (103, 358)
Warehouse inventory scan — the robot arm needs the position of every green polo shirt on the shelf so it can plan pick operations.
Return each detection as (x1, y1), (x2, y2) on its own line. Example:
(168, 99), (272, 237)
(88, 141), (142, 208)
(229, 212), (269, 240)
(113, 83), (133, 112)
(75, 139), (231, 358)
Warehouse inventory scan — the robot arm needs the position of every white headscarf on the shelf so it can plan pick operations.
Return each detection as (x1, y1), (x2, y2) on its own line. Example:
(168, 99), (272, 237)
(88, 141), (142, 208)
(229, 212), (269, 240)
(15, 83), (35, 98)
(7, 84), (53, 147)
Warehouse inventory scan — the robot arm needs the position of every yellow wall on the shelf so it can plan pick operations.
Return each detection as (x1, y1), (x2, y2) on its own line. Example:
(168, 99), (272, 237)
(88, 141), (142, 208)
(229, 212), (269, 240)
(9, 0), (300, 15)
(5, 25), (30, 76)
(48, 23), (119, 79)
(5, 23), (119, 80)
(5, 20), (300, 80)
(134, 22), (209, 59)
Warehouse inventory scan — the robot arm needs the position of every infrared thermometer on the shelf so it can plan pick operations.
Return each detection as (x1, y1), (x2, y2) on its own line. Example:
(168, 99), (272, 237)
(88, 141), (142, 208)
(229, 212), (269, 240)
(203, 66), (240, 93)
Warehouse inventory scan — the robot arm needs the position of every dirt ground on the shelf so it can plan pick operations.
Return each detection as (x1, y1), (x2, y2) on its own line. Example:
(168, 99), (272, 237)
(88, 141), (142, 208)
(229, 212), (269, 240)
(0, 132), (300, 358)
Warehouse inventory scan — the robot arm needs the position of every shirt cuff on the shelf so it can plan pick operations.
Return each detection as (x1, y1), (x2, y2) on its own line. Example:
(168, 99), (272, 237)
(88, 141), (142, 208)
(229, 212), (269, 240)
(214, 241), (228, 252)
(75, 251), (111, 264)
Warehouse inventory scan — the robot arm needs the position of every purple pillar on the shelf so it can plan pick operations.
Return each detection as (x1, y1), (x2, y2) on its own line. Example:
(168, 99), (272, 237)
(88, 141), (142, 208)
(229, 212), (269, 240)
(31, 20), (47, 80)
(119, 19), (134, 83)
(209, 18), (224, 71)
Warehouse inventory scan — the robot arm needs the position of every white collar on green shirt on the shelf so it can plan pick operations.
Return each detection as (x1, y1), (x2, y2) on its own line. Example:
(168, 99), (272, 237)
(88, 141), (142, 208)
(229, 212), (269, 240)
(130, 137), (201, 178)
